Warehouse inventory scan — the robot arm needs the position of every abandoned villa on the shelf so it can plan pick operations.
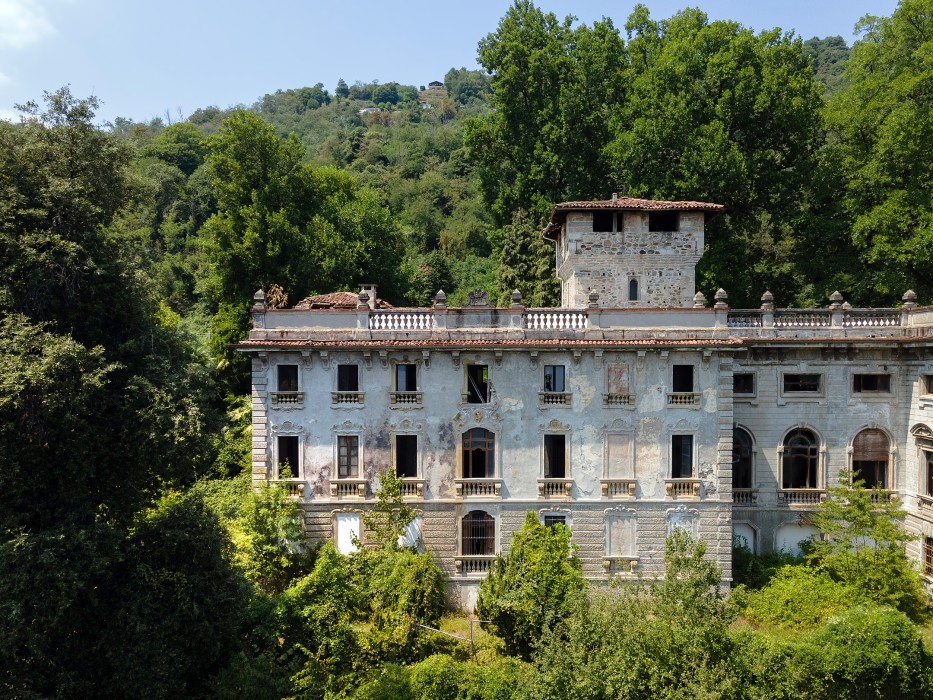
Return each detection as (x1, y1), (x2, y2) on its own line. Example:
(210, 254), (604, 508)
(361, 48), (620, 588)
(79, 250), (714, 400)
(238, 195), (933, 608)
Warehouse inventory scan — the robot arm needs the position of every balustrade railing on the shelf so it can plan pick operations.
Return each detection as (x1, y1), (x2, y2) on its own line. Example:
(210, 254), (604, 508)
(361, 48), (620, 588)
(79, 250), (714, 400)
(667, 392), (700, 406)
(369, 311), (436, 331)
(270, 479), (306, 499)
(601, 479), (636, 498)
(271, 391), (304, 405)
(774, 310), (831, 328)
(602, 556), (639, 575)
(523, 310), (588, 330)
(332, 391), (364, 405)
(330, 479), (367, 499)
(455, 478), (502, 498)
(732, 488), (759, 505)
(727, 312), (763, 328)
(919, 495), (933, 512)
(390, 391), (422, 406)
(843, 309), (901, 327)
(456, 556), (495, 575)
(537, 478), (573, 498)
(539, 391), (571, 407)
(399, 479), (425, 499)
(665, 478), (701, 498)
(778, 489), (825, 505)
(869, 491), (896, 504)
(604, 393), (634, 407)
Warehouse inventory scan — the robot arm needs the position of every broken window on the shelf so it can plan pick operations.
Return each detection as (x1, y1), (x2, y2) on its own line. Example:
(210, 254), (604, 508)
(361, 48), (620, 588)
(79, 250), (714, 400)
(852, 429), (889, 489)
(733, 428), (753, 489)
(337, 435), (359, 478)
(544, 514), (567, 530)
(396, 364), (417, 391)
(592, 210), (614, 232)
(672, 365), (694, 393)
(278, 364), (299, 392)
(337, 364), (359, 392)
(395, 434), (418, 478)
(648, 211), (679, 232)
(733, 373), (755, 395)
(628, 278), (638, 301)
(853, 373), (891, 393)
(671, 435), (693, 478)
(782, 429), (818, 488)
(277, 435), (299, 477)
(461, 510), (495, 555)
(466, 364), (489, 403)
(544, 434), (567, 478)
(543, 365), (565, 392)
(783, 374), (821, 393)
(462, 428), (495, 478)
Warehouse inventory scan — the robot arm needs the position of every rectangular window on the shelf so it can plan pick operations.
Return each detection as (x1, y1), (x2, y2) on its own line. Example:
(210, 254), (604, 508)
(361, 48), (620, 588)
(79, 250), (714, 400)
(783, 373), (821, 393)
(592, 211), (614, 232)
(395, 435), (418, 478)
(466, 364), (489, 404)
(733, 373), (755, 395)
(648, 211), (679, 232)
(396, 364), (417, 391)
(337, 435), (359, 478)
(335, 513), (360, 554)
(853, 373), (891, 393)
(278, 364), (299, 392)
(278, 435), (299, 476)
(544, 365), (565, 392)
(544, 435), (566, 478)
(925, 537), (933, 577)
(544, 514), (567, 530)
(923, 374), (933, 396)
(672, 365), (694, 393)
(926, 452), (933, 496)
(337, 364), (359, 392)
(671, 435), (693, 478)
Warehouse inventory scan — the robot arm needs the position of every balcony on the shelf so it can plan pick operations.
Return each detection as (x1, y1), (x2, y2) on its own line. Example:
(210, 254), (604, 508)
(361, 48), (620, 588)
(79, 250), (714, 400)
(523, 309), (588, 330)
(601, 479), (636, 498)
(537, 478), (573, 499)
(332, 391), (364, 406)
(539, 391), (571, 407)
(390, 391), (423, 407)
(455, 478), (502, 498)
(270, 479), (305, 500)
(602, 556), (639, 576)
(665, 478), (701, 498)
(732, 488), (759, 506)
(778, 489), (826, 506)
(869, 491), (896, 504)
(919, 494), (933, 513)
(330, 478), (367, 499)
(603, 393), (634, 407)
(455, 555), (496, 575)
(271, 391), (304, 406)
(667, 392), (700, 407)
(399, 478), (426, 499)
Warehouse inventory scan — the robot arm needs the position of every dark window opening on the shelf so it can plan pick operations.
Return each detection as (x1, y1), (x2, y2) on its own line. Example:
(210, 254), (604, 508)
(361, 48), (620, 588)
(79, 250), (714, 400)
(628, 278), (638, 301)
(278, 364), (299, 392)
(462, 510), (495, 555)
(852, 429), (889, 489)
(395, 434), (418, 478)
(337, 435), (359, 478)
(783, 374), (821, 393)
(783, 429), (818, 488)
(544, 434), (566, 478)
(924, 537), (933, 577)
(733, 428), (753, 489)
(544, 365), (565, 392)
(337, 364), (359, 392)
(462, 428), (495, 478)
(396, 363), (417, 391)
(672, 365), (694, 393)
(923, 375), (933, 395)
(592, 211), (614, 232)
(544, 515), (567, 530)
(671, 435), (693, 478)
(467, 364), (489, 403)
(648, 211), (679, 232)
(926, 452), (933, 496)
(278, 436), (299, 477)
(853, 373), (891, 393)
(733, 373), (755, 395)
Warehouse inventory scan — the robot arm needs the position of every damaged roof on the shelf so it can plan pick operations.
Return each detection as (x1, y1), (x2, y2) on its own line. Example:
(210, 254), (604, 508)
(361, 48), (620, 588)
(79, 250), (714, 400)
(543, 196), (725, 239)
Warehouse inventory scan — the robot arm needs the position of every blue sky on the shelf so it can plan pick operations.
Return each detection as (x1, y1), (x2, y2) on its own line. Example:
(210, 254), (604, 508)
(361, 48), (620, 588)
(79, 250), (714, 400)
(0, 0), (901, 124)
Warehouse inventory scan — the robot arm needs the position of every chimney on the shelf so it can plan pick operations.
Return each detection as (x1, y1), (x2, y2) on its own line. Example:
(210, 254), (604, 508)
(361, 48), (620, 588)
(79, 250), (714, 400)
(611, 192), (618, 202)
(360, 284), (377, 310)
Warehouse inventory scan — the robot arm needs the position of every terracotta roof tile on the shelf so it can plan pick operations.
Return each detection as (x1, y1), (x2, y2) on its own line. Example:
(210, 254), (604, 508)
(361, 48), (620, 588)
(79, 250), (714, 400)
(543, 196), (725, 239)
(238, 337), (743, 350)
(293, 292), (393, 309)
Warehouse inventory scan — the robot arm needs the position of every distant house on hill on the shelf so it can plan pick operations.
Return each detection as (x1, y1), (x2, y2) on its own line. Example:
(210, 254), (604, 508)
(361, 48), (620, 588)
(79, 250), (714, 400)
(358, 107), (383, 115)
(428, 80), (444, 88)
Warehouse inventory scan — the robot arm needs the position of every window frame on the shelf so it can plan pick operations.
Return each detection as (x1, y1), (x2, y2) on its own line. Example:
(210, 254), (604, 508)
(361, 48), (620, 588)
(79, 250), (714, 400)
(395, 363), (418, 392)
(394, 433), (419, 479)
(276, 434), (301, 479)
(277, 363), (300, 392)
(672, 364), (695, 393)
(850, 428), (891, 490)
(648, 210), (679, 232)
(543, 433), (569, 479)
(852, 373), (891, 395)
(543, 365), (566, 393)
(733, 372), (756, 398)
(780, 428), (822, 489)
(670, 434), (695, 479)
(461, 510), (496, 556)
(782, 373), (822, 394)
(336, 363), (360, 392)
(733, 427), (754, 490)
(461, 428), (496, 479)
(336, 434), (361, 479)
(464, 363), (490, 404)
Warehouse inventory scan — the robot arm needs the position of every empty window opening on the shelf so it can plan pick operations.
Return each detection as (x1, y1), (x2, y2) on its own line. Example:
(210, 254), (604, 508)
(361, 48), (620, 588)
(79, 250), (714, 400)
(672, 365), (694, 393)
(337, 364), (359, 392)
(278, 435), (299, 477)
(923, 375), (933, 395)
(924, 537), (933, 577)
(395, 435), (418, 478)
(733, 373), (755, 395)
(648, 211), (679, 232)
(544, 435), (566, 478)
(852, 429), (889, 489)
(671, 435), (693, 478)
(926, 452), (933, 496)
(278, 364), (299, 392)
(462, 428), (495, 478)
(733, 428), (753, 489)
(784, 374), (821, 393)
(853, 373), (891, 393)
(396, 364), (417, 391)
(544, 514), (567, 530)
(337, 435), (359, 478)
(462, 510), (495, 555)
(628, 278), (639, 301)
(544, 365), (565, 392)
(466, 364), (489, 403)
(592, 211), (614, 232)
(783, 429), (818, 489)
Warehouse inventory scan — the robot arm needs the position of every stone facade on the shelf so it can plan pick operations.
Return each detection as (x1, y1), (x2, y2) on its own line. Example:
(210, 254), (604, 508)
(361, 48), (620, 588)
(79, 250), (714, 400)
(240, 198), (933, 609)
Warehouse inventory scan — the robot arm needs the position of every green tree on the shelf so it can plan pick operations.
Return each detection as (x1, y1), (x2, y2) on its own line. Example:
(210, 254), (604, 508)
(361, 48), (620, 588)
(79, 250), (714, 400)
(496, 212), (560, 306)
(477, 511), (585, 660)
(336, 78), (350, 99)
(140, 121), (208, 176)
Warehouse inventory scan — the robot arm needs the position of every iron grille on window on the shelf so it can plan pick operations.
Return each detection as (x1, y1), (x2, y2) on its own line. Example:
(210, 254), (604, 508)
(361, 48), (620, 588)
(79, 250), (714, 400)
(462, 511), (495, 555)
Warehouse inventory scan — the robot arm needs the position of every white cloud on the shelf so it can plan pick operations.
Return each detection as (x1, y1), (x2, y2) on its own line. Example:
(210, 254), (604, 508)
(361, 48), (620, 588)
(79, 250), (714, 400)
(0, 1), (56, 51)
(0, 69), (12, 86)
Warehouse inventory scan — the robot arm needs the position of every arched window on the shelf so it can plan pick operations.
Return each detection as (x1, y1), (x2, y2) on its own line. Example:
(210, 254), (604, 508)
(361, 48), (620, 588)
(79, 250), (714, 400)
(628, 278), (639, 301)
(852, 429), (890, 489)
(462, 510), (495, 555)
(783, 429), (818, 489)
(733, 428), (753, 489)
(462, 428), (495, 478)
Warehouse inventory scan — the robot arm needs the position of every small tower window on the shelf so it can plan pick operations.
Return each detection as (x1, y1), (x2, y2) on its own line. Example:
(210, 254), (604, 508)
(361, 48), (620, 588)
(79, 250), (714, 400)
(592, 211), (614, 232)
(628, 278), (639, 301)
(648, 211), (679, 231)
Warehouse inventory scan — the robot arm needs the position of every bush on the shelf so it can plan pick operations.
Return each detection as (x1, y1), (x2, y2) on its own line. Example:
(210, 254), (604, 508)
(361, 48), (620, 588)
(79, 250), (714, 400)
(742, 565), (857, 629)
(732, 543), (800, 589)
(408, 654), (468, 700)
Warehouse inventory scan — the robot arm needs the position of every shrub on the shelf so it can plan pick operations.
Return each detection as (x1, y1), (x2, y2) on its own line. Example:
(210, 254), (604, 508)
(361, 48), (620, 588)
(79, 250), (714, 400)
(732, 542), (800, 589)
(742, 565), (857, 629)
(407, 654), (468, 700)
